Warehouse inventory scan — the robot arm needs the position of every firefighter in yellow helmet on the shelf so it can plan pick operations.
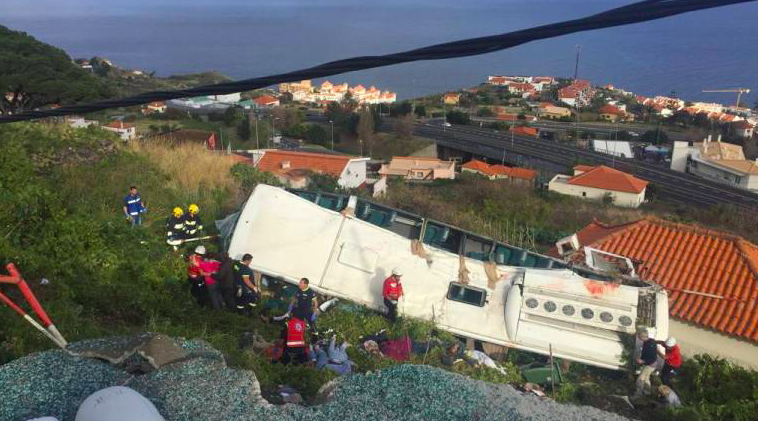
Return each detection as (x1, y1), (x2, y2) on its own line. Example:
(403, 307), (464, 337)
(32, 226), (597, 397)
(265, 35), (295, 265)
(184, 204), (203, 239)
(166, 207), (185, 246)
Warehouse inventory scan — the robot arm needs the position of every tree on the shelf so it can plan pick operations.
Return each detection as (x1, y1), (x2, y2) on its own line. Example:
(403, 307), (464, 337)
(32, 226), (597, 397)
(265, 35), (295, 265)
(236, 115), (251, 141)
(307, 173), (342, 193)
(446, 110), (470, 125)
(641, 128), (669, 145)
(305, 124), (328, 146)
(0, 25), (113, 114)
(753, 99), (758, 111)
(414, 105), (427, 118)
(395, 114), (414, 139)
(357, 109), (375, 155)
(222, 106), (239, 126)
(477, 107), (493, 117)
(390, 101), (412, 117)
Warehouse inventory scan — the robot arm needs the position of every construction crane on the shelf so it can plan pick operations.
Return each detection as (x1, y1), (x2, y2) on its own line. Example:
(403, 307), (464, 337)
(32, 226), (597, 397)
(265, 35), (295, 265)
(702, 88), (751, 107)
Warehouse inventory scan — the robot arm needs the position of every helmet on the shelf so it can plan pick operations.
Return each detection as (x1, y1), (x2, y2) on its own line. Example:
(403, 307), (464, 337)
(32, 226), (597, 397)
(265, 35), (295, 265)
(194, 245), (206, 255)
(188, 204), (199, 214)
(391, 267), (403, 277)
(173, 207), (184, 217)
(665, 337), (677, 347)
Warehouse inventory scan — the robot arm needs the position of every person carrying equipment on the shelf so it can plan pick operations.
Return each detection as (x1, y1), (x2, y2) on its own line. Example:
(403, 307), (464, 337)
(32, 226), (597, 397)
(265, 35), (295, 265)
(382, 267), (404, 323)
(183, 204), (203, 239)
(123, 186), (146, 228)
(279, 315), (309, 365)
(166, 207), (186, 246)
(234, 254), (258, 315)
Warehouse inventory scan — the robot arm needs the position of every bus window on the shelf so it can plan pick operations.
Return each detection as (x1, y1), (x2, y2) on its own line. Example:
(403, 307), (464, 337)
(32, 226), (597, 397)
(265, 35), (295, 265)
(423, 222), (461, 254)
(447, 282), (487, 306)
(462, 234), (493, 261)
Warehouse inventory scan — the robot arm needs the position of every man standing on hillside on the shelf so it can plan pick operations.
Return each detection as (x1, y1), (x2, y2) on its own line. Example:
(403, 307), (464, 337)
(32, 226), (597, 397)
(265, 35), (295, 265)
(166, 207), (185, 246)
(290, 278), (318, 330)
(123, 186), (146, 227)
(183, 204), (203, 239)
(234, 253), (258, 315)
(382, 268), (404, 323)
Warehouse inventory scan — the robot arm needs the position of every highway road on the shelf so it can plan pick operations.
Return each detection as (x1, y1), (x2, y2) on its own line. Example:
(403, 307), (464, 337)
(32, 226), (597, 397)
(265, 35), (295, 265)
(410, 123), (758, 209)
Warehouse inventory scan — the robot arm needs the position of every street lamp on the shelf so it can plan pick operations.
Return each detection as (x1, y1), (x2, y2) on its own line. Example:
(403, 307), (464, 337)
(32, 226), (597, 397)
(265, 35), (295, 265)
(254, 114), (259, 150)
(329, 120), (334, 151)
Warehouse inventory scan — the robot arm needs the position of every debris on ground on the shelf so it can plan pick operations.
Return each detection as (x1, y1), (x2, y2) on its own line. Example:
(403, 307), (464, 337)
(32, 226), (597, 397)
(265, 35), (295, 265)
(1, 334), (629, 421)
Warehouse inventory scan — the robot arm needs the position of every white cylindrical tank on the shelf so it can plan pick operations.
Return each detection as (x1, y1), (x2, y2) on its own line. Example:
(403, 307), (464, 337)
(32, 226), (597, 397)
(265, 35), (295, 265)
(75, 386), (165, 421)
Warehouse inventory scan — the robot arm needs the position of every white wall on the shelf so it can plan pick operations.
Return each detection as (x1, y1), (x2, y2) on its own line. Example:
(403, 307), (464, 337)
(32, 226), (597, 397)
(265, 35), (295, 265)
(671, 141), (697, 173)
(213, 93), (241, 103)
(548, 176), (645, 208)
(669, 319), (758, 371)
(339, 159), (368, 188)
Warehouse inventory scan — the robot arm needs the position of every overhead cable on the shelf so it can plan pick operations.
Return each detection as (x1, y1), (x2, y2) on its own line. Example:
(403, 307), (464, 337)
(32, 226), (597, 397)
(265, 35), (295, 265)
(1, 0), (754, 123)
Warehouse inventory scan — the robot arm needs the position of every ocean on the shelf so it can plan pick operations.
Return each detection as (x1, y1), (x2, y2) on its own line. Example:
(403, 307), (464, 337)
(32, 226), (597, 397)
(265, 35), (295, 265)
(2, 0), (757, 105)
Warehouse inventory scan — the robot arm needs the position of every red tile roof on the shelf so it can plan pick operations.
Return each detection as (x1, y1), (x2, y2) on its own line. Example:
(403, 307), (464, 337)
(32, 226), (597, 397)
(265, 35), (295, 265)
(256, 150), (354, 178)
(599, 104), (622, 115)
(253, 95), (279, 105)
(573, 165), (596, 173)
(565, 218), (758, 343)
(510, 125), (539, 137)
(567, 165), (648, 193)
(104, 121), (134, 129)
(508, 167), (538, 181)
(461, 159), (495, 176)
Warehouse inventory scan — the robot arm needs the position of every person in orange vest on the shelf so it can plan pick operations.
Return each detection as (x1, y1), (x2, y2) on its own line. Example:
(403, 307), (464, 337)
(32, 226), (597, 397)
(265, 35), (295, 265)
(382, 267), (404, 323)
(279, 312), (309, 365)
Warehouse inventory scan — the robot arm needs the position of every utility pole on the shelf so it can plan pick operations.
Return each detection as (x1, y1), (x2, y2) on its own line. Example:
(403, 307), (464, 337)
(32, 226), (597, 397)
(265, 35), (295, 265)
(254, 114), (259, 149)
(329, 120), (334, 151)
(573, 45), (581, 81)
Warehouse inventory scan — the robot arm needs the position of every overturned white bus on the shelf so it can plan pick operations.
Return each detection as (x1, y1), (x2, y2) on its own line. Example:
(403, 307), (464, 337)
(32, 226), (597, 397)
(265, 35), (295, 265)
(227, 184), (668, 370)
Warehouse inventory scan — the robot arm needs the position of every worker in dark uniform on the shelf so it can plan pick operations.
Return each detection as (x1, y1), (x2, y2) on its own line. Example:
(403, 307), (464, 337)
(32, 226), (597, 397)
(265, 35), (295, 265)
(290, 278), (318, 330)
(166, 207), (186, 247)
(279, 314), (309, 365)
(183, 204), (203, 239)
(234, 254), (258, 315)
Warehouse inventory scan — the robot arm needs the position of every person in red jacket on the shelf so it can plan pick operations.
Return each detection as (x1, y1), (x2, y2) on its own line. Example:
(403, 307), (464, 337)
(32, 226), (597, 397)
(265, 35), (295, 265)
(382, 267), (404, 323)
(279, 314), (309, 365)
(657, 336), (682, 386)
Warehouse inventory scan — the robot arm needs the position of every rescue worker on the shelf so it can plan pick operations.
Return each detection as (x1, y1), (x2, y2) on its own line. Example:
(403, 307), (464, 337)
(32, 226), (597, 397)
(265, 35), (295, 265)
(183, 204), (203, 239)
(382, 268), (404, 323)
(657, 337), (682, 386)
(635, 328), (658, 397)
(166, 207), (186, 246)
(234, 253), (258, 315)
(188, 245), (207, 307)
(279, 314), (309, 365)
(123, 186), (146, 227)
(213, 252), (237, 311)
(289, 278), (318, 330)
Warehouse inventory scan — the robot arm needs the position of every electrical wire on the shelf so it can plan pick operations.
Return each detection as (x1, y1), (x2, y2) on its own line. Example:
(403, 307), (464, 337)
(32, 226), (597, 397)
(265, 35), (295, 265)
(0, 0), (754, 123)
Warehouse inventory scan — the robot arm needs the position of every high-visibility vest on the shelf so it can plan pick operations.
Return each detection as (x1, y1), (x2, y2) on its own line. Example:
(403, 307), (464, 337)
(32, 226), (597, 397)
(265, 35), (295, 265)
(167, 216), (185, 235)
(184, 214), (202, 236)
(286, 318), (306, 348)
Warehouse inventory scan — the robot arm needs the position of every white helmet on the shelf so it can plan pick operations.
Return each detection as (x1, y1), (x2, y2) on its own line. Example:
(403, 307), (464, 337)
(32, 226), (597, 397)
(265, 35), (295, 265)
(391, 267), (403, 277)
(665, 337), (677, 347)
(194, 245), (206, 255)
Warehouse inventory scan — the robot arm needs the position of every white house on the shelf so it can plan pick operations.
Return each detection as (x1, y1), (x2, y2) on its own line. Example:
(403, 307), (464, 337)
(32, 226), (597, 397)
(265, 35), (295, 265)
(254, 149), (369, 189)
(211, 93), (242, 103)
(548, 165), (648, 208)
(103, 121), (136, 141)
(67, 116), (99, 129)
(671, 137), (758, 191)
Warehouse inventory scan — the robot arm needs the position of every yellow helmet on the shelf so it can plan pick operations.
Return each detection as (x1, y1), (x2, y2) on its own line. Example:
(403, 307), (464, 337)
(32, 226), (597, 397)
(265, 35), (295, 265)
(188, 204), (199, 215)
(173, 207), (184, 217)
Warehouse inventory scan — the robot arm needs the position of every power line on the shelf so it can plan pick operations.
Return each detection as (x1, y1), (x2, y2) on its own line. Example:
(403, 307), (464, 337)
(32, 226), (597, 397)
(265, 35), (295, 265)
(1, 0), (754, 124)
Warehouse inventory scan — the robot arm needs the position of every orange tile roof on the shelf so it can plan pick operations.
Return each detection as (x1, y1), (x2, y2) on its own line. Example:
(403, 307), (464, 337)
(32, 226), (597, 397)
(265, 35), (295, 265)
(599, 104), (622, 115)
(489, 164), (512, 176)
(253, 95), (278, 105)
(573, 165), (596, 173)
(256, 150), (354, 178)
(461, 159), (495, 176)
(568, 218), (758, 343)
(567, 165), (648, 194)
(104, 121), (134, 129)
(508, 167), (537, 180)
(510, 126), (539, 137)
